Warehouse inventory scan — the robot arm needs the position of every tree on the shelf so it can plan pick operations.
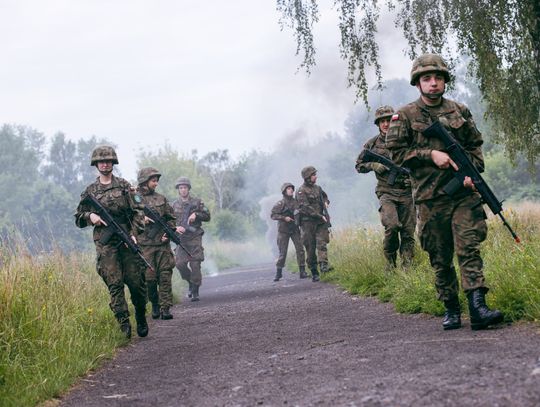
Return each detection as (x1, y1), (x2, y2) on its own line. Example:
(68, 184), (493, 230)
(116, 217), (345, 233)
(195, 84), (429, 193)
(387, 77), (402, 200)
(277, 0), (540, 164)
(199, 149), (234, 210)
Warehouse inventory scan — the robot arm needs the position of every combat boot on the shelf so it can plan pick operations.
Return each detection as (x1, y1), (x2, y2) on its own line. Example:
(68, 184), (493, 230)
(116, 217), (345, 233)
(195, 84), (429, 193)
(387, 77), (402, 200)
(299, 266), (308, 279)
(161, 307), (173, 320)
(442, 296), (462, 330)
(320, 262), (329, 273)
(274, 268), (283, 282)
(191, 284), (200, 302)
(311, 267), (320, 282)
(116, 312), (132, 339)
(151, 302), (160, 319)
(187, 282), (193, 298)
(135, 307), (149, 337)
(467, 288), (504, 330)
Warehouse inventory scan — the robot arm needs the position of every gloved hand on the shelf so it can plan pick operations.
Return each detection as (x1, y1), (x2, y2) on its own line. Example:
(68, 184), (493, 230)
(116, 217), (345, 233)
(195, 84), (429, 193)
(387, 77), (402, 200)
(372, 163), (388, 175)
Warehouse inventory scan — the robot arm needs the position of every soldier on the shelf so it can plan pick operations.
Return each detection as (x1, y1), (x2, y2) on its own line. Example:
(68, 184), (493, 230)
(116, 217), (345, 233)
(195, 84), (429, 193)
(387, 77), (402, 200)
(270, 183), (307, 281)
(355, 105), (416, 268)
(136, 167), (176, 320)
(75, 145), (148, 339)
(172, 177), (211, 301)
(385, 53), (503, 331)
(296, 166), (330, 282)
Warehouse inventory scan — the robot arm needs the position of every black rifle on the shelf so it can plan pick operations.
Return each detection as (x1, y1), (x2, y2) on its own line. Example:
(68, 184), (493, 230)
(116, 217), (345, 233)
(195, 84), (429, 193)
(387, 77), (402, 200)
(358, 149), (411, 185)
(423, 121), (520, 243)
(283, 208), (300, 231)
(179, 201), (197, 234)
(143, 205), (192, 257)
(82, 194), (155, 270)
(319, 193), (332, 228)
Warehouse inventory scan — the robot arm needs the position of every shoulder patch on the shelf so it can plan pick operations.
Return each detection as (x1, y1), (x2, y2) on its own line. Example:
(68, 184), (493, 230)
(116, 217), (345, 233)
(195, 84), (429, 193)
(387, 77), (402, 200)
(391, 113), (400, 121)
(133, 194), (142, 203)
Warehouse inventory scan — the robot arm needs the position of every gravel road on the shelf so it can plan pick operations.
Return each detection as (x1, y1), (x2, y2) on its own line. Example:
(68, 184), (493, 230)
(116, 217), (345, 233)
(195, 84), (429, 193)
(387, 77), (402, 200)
(60, 264), (540, 406)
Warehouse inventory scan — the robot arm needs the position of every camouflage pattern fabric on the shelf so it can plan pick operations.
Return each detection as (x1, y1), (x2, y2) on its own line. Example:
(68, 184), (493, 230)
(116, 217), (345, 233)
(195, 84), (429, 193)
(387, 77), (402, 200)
(386, 96), (488, 297)
(138, 186), (176, 309)
(75, 175), (147, 319)
(271, 195), (306, 268)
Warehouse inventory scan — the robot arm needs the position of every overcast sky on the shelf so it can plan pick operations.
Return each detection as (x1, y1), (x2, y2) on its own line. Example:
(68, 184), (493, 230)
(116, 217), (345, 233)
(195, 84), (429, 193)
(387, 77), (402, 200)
(0, 0), (410, 178)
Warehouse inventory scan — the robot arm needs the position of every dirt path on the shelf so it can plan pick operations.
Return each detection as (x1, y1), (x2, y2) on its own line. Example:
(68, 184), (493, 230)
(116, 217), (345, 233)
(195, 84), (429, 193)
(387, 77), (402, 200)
(60, 264), (540, 406)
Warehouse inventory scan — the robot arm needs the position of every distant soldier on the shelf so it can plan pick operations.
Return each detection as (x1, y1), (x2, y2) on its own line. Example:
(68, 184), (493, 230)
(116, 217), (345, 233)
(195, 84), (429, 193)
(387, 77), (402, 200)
(136, 167), (176, 320)
(172, 177), (211, 301)
(355, 105), (416, 268)
(296, 166), (330, 282)
(270, 182), (307, 281)
(386, 53), (503, 330)
(75, 145), (148, 339)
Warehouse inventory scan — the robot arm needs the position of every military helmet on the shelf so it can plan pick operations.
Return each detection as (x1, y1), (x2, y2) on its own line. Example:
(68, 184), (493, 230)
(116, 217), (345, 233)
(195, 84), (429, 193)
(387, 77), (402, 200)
(137, 167), (161, 185)
(90, 145), (118, 166)
(374, 105), (395, 124)
(175, 176), (191, 189)
(281, 182), (295, 194)
(301, 166), (317, 180)
(410, 53), (451, 86)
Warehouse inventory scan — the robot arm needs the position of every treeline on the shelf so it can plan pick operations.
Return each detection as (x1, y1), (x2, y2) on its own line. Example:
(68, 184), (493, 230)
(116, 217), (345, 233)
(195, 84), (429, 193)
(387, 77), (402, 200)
(1, 79), (538, 254)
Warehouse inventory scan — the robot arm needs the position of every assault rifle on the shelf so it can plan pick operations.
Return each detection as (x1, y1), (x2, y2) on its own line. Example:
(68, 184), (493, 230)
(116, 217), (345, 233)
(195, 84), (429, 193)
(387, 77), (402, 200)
(82, 194), (155, 270)
(143, 205), (192, 257)
(179, 201), (197, 234)
(423, 121), (520, 243)
(319, 194), (332, 228)
(358, 149), (411, 185)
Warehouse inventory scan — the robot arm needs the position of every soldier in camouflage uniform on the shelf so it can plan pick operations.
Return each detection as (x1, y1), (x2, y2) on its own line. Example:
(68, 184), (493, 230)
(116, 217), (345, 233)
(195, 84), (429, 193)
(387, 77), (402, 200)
(172, 177), (211, 301)
(356, 105), (416, 268)
(75, 145), (148, 339)
(136, 167), (176, 320)
(385, 53), (503, 330)
(296, 166), (330, 282)
(270, 182), (307, 281)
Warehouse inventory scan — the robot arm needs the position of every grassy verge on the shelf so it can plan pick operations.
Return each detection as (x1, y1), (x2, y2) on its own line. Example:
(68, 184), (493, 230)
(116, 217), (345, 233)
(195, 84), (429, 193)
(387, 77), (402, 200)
(324, 202), (540, 322)
(0, 246), (127, 407)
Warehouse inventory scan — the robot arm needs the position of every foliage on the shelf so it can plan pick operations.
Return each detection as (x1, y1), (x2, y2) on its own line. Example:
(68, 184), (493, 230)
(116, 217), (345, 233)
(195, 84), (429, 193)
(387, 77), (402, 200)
(207, 209), (250, 241)
(0, 243), (125, 407)
(277, 0), (540, 164)
(326, 203), (540, 322)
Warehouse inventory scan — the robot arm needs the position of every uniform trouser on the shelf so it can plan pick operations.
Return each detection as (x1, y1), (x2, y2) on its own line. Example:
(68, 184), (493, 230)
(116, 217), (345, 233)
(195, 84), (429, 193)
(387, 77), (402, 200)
(141, 245), (175, 309)
(301, 220), (330, 271)
(276, 230), (306, 268)
(378, 192), (416, 265)
(417, 193), (488, 301)
(95, 241), (147, 319)
(175, 236), (204, 286)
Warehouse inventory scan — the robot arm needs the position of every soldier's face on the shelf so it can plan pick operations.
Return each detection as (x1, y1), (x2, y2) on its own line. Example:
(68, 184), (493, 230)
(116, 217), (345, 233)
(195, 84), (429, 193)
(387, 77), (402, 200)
(96, 160), (113, 175)
(178, 185), (190, 198)
(378, 118), (390, 135)
(310, 174), (317, 183)
(417, 73), (445, 102)
(147, 177), (159, 191)
(285, 187), (294, 197)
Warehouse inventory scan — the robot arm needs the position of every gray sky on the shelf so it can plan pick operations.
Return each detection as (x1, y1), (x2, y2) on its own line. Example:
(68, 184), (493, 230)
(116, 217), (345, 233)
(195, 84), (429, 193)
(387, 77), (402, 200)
(0, 0), (409, 179)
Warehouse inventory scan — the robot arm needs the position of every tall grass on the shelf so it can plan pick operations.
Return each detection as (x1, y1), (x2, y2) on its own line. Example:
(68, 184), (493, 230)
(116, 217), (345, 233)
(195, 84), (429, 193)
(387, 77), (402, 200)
(0, 243), (126, 407)
(325, 202), (540, 322)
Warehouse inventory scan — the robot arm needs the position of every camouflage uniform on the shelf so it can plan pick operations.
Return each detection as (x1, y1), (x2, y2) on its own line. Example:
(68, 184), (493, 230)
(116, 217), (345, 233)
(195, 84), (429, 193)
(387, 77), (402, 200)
(270, 183), (306, 280)
(356, 106), (416, 267)
(75, 174), (147, 328)
(296, 167), (330, 279)
(136, 168), (176, 317)
(172, 194), (211, 288)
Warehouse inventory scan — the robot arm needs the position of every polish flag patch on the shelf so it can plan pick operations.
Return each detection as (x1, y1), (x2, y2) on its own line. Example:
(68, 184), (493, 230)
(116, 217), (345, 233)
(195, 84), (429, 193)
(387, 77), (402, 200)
(391, 113), (400, 121)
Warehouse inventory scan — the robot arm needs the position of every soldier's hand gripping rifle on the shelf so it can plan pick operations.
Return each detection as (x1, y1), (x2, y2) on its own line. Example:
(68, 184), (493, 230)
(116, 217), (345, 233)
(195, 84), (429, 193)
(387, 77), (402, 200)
(82, 194), (155, 270)
(358, 149), (411, 185)
(423, 121), (520, 243)
(143, 205), (192, 257)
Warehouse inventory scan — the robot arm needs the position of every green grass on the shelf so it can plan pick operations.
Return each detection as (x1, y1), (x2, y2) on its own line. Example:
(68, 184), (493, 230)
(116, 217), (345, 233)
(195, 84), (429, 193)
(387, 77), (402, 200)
(0, 247), (127, 407)
(323, 202), (540, 322)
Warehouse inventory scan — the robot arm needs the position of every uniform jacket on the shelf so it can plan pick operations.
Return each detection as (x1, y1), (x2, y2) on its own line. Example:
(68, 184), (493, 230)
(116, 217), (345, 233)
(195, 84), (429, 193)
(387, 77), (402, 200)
(137, 186), (176, 247)
(171, 195), (211, 241)
(385, 97), (484, 203)
(271, 196), (300, 234)
(75, 175), (145, 242)
(355, 132), (412, 197)
(296, 182), (329, 224)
